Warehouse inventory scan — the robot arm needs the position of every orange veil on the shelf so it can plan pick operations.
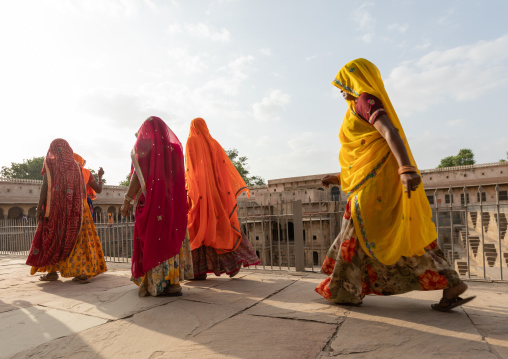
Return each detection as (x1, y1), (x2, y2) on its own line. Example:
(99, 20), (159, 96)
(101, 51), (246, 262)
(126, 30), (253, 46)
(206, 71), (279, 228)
(185, 118), (250, 253)
(73, 153), (97, 200)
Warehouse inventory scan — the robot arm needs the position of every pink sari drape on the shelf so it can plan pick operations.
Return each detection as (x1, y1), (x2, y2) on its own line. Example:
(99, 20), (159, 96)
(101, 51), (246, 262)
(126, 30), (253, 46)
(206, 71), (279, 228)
(130, 116), (187, 279)
(26, 139), (85, 267)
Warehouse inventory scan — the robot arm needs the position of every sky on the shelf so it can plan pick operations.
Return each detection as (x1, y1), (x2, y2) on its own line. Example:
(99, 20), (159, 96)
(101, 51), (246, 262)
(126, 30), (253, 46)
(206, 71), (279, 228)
(1, 0), (508, 185)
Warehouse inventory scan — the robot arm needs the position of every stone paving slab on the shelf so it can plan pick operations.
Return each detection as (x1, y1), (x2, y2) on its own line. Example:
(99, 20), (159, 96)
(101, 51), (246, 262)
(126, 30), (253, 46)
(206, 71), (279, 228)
(245, 277), (348, 324)
(1, 305), (108, 359)
(324, 294), (497, 359)
(167, 313), (337, 359)
(1, 255), (508, 359)
(182, 272), (296, 309)
(11, 299), (242, 359)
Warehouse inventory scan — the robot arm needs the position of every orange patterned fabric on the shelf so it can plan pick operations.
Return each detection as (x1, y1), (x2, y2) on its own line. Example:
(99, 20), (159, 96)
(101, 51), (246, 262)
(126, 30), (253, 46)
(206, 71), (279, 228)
(185, 118), (250, 253)
(31, 201), (107, 277)
(73, 153), (97, 200)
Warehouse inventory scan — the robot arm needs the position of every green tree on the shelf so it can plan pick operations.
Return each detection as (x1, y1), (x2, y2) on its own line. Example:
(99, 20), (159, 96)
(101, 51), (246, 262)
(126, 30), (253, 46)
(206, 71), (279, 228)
(119, 173), (130, 187)
(499, 151), (507, 163)
(437, 148), (475, 168)
(1, 157), (45, 180)
(225, 148), (266, 187)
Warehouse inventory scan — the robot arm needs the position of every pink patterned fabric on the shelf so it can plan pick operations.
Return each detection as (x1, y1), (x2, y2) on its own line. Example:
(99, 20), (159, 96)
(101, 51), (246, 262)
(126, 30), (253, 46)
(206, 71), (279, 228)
(131, 117), (187, 279)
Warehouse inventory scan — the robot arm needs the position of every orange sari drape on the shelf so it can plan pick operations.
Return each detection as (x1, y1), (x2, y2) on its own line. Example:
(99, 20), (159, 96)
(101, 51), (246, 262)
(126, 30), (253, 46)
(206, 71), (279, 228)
(73, 153), (97, 200)
(185, 118), (250, 253)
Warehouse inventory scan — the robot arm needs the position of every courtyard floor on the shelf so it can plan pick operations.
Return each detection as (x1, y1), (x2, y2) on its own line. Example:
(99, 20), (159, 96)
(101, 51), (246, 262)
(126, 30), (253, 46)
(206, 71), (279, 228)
(1, 255), (507, 359)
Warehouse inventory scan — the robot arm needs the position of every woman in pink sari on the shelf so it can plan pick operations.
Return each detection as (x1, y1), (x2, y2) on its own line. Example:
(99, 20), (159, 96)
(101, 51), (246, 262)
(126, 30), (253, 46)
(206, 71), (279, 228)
(121, 116), (193, 296)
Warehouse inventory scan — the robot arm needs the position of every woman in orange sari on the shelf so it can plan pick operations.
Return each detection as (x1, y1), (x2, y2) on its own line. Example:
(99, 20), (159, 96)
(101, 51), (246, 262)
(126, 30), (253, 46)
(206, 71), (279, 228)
(185, 118), (260, 280)
(27, 139), (107, 283)
(315, 59), (474, 311)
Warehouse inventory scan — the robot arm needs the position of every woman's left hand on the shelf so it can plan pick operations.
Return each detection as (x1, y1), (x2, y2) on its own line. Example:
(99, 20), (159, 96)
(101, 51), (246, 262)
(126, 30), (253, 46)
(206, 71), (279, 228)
(400, 172), (421, 199)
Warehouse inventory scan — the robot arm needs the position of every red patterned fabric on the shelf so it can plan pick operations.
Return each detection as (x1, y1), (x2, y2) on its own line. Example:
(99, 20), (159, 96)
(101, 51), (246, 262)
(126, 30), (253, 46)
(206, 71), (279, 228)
(354, 92), (386, 124)
(131, 117), (187, 279)
(26, 139), (85, 267)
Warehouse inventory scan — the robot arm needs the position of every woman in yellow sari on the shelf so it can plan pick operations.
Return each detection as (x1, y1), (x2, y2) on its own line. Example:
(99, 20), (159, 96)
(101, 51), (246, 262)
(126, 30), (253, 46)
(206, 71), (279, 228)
(27, 139), (107, 283)
(315, 59), (474, 312)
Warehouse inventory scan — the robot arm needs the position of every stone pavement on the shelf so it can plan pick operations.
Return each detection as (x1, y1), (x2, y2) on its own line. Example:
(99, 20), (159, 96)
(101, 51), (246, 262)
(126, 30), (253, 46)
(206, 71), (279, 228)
(1, 255), (507, 359)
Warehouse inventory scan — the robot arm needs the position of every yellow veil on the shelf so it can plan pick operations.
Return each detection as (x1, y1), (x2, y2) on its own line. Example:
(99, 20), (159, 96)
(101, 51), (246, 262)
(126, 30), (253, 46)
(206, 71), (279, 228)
(333, 58), (436, 265)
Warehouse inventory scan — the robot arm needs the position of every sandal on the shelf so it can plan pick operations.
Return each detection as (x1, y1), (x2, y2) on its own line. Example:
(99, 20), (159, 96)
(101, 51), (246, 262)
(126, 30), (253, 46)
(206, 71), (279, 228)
(190, 274), (207, 281)
(431, 296), (476, 312)
(73, 275), (91, 284)
(229, 268), (240, 278)
(161, 285), (183, 297)
(39, 273), (58, 281)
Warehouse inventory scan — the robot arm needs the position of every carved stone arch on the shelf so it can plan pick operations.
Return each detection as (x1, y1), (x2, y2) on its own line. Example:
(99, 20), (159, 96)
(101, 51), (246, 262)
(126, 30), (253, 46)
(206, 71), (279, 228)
(28, 207), (37, 219)
(8, 206), (23, 219)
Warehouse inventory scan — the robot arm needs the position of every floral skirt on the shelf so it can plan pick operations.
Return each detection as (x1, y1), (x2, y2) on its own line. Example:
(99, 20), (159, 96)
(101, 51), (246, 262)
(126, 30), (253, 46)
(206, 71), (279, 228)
(192, 232), (260, 277)
(315, 210), (461, 305)
(132, 233), (194, 297)
(31, 203), (107, 278)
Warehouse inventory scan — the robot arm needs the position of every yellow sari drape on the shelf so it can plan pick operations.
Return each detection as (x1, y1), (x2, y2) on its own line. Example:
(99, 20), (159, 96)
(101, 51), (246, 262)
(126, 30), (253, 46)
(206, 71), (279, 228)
(333, 58), (436, 265)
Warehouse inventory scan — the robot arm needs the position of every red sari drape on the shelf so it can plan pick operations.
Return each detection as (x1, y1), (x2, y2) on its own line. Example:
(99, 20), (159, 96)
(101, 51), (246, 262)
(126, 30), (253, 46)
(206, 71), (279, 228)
(185, 117), (250, 253)
(26, 139), (85, 267)
(130, 116), (187, 279)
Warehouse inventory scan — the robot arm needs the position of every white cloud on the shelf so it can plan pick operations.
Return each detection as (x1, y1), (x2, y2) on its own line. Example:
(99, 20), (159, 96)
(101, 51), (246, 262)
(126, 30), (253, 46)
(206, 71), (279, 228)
(260, 48), (272, 56)
(252, 90), (291, 122)
(167, 22), (230, 42)
(361, 34), (373, 44)
(385, 34), (508, 116)
(166, 48), (210, 75)
(447, 119), (462, 127)
(351, 2), (376, 44)
(387, 23), (408, 33)
(305, 55), (318, 62)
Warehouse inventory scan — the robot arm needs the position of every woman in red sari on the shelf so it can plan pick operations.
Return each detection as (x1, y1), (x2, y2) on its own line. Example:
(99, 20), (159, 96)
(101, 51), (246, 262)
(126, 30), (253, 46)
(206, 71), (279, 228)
(120, 116), (193, 296)
(185, 117), (260, 279)
(27, 139), (107, 283)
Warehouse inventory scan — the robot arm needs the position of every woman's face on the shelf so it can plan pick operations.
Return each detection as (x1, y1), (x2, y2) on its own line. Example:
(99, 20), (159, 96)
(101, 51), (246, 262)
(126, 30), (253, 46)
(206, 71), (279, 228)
(340, 90), (356, 101)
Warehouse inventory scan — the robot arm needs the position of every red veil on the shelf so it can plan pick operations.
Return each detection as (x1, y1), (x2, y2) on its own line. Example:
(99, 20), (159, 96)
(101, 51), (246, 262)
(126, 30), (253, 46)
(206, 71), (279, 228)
(185, 118), (250, 253)
(131, 117), (187, 278)
(26, 139), (85, 267)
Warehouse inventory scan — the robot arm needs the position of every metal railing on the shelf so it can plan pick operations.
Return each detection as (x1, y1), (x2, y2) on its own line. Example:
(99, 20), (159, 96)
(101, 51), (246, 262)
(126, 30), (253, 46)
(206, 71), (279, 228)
(1, 186), (507, 281)
(0, 215), (135, 263)
(238, 197), (345, 273)
(431, 185), (508, 281)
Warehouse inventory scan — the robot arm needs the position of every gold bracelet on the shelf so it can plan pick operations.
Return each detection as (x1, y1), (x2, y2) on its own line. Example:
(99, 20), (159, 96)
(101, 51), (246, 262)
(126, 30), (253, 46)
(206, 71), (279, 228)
(124, 193), (133, 202)
(398, 165), (417, 175)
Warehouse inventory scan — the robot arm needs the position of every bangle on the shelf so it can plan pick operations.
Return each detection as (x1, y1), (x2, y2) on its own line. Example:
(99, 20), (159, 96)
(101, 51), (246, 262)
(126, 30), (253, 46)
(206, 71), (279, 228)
(398, 165), (417, 175)
(124, 193), (133, 202)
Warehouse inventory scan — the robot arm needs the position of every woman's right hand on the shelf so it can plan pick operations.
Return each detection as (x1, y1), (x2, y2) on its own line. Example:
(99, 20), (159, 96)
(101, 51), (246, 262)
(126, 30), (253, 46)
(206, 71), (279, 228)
(36, 207), (44, 223)
(120, 201), (130, 217)
(321, 174), (340, 188)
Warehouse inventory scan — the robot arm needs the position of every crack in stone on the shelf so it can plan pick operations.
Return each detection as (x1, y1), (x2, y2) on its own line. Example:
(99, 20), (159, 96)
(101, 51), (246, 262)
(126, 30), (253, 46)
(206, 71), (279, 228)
(248, 313), (344, 325)
(463, 309), (504, 359)
(316, 318), (346, 358)
(183, 279), (299, 340)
